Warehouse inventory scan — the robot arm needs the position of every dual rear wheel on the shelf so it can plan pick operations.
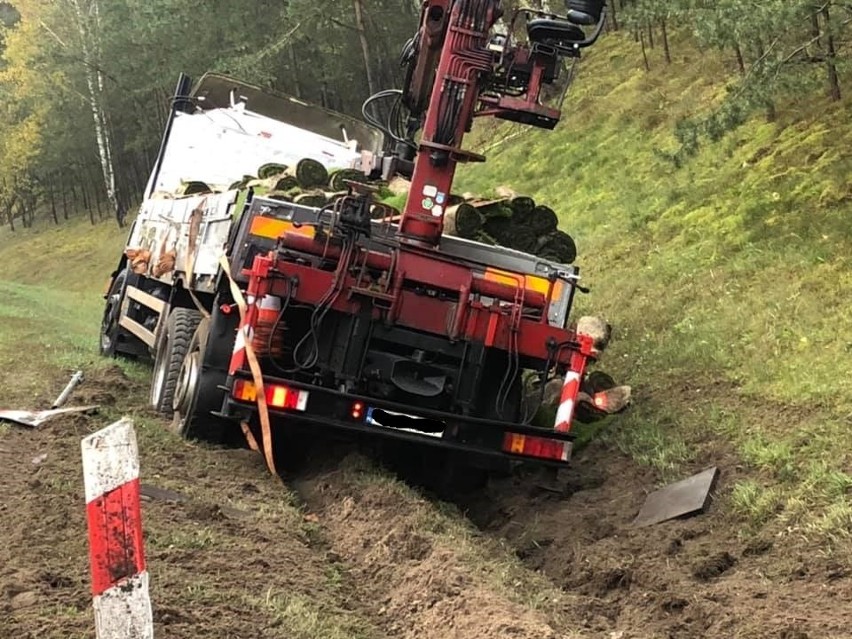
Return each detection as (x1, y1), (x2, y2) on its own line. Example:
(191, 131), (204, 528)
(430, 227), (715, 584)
(149, 306), (233, 444)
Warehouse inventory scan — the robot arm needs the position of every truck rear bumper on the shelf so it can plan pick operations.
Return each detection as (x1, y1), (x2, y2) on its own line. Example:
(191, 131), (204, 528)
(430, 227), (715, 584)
(216, 373), (574, 468)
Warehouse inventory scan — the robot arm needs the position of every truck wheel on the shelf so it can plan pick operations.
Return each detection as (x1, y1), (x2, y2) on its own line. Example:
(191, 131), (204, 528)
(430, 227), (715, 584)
(99, 269), (128, 357)
(150, 308), (201, 414)
(171, 317), (231, 444)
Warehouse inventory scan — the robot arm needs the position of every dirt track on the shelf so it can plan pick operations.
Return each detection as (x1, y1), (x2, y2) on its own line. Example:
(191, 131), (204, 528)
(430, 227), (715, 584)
(1, 366), (850, 638)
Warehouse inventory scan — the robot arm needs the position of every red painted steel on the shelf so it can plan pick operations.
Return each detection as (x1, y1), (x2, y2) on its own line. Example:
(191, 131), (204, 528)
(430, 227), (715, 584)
(241, 251), (586, 367)
(400, 1), (500, 245)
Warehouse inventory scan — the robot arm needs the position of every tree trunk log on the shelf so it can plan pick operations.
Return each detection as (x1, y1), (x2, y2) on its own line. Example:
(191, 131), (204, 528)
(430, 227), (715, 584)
(353, 0), (376, 96)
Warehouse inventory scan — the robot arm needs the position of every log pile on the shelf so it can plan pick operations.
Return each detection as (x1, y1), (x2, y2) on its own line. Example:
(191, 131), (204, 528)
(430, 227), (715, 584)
(376, 179), (575, 263)
(170, 158), (576, 264)
(220, 161), (377, 211)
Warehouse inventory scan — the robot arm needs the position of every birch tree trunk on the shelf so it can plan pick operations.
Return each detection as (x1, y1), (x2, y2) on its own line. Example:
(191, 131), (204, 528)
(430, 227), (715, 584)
(67, 0), (122, 226)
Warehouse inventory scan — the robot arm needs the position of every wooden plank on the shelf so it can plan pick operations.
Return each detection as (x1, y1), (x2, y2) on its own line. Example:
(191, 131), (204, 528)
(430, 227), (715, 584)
(125, 285), (166, 313)
(119, 316), (156, 347)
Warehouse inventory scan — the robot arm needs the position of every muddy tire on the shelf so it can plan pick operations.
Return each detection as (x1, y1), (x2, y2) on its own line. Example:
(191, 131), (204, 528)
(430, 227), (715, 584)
(99, 269), (128, 357)
(150, 308), (202, 415)
(171, 313), (232, 444)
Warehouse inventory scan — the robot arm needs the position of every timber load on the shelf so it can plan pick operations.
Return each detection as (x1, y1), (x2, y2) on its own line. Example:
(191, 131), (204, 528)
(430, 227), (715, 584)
(387, 181), (577, 265)
(166, 159), (577, 265)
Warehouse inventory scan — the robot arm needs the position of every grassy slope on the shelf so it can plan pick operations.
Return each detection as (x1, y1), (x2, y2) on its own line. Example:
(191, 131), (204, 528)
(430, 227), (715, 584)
(0, 218), (130, 404)
(458, 32), (852, 538)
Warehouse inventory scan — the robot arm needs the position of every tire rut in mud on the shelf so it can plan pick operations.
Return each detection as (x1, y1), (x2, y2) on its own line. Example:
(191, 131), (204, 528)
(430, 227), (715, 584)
(450, 440), (852, 639)
(287, 449), (571, 639)
(0, 366), (384, 639)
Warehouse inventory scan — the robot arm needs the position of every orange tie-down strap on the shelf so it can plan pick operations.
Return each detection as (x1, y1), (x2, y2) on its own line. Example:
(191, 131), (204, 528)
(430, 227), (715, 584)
(219, 255), (278, 478)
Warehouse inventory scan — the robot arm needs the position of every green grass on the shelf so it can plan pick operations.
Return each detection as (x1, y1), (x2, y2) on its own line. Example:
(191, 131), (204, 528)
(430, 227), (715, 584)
(249, 590), (381, 639)
(0, 216), (131, 405)
(458, 32), (852, 538)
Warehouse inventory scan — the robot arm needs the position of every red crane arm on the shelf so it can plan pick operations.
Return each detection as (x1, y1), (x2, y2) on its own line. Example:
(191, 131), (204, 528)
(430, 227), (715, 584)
(395, 1), (606, 248)
(399, 0), (501, 247)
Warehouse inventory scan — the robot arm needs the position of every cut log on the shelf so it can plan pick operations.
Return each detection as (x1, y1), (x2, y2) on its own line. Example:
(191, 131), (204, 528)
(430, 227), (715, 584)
(476, 201), (514, 220)
(329, 169), (368, 191)
(258, 163), (288, 179)
(538, 230), (577, 264)
(176, 181), (213, 196)
(483, 216), (512, 243)
(287, 159), (329, 189)
(528, 205), (559, 234)
(386, 176), (412, 196)
(453, 203), (483, 238)
(474, 231), (498, 245)
(506, 225), (538, 253)
(273, 175), (299, 192)
(228, 175), (256, 190)
(293, 191), (328, 208)
(509, 196), (536, 218)
(266, 190), (294, 202)
(443, 206), (458, 236)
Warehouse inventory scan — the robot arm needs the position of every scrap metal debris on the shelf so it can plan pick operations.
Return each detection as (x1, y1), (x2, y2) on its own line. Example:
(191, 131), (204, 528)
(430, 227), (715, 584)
(0, 405), (99, 429)
(51, 370), (85, 409)
(632, 466), (720, 527)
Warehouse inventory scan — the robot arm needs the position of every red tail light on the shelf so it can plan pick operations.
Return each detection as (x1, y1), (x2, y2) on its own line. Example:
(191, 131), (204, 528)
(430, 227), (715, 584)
(502, 432), (571, 462)
(232, 379), (308, 411)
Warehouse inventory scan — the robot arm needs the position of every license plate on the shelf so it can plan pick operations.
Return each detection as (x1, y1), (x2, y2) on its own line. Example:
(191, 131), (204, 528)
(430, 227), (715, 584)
(365, 407), (444, 438)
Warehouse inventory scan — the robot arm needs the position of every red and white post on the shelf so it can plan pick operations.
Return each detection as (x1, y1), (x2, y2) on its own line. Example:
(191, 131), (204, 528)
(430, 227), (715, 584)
(554, 334), (595, 434)
(81, 418), (153, 639)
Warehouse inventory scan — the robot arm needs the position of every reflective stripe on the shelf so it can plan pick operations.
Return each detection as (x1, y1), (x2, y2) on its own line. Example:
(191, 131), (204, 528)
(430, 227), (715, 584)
(81, 419), (153, 639)
(555, 371), (581, 432)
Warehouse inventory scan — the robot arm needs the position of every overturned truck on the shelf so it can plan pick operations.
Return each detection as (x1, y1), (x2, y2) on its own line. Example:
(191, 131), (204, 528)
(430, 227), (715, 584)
(101, 1), (629, 479)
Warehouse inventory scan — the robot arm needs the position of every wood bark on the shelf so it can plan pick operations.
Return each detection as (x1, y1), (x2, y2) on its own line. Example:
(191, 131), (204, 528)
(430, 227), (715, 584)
(821, 6), (841, 101)
(68, 0), (121, 226)
(660, 18), (671, 64)
(353, 0), (376, 96)
(60, 172), (69, 220)
(288, 44), (303, 98)
(640, 31), (650, 71)
(48, 177), (59, 225)
(734, 43), (745, 75)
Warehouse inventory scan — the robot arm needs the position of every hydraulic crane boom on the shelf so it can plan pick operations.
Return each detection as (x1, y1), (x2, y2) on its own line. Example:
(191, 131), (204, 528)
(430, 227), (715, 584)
(396, 0), (607, 247)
